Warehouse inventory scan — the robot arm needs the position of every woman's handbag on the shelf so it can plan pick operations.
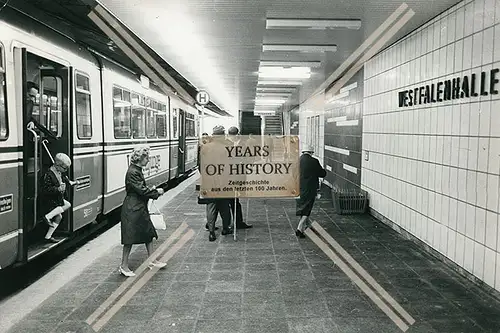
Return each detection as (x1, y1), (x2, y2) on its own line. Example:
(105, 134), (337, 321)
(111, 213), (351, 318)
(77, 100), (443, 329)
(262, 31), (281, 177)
(150, 201), (166, 230)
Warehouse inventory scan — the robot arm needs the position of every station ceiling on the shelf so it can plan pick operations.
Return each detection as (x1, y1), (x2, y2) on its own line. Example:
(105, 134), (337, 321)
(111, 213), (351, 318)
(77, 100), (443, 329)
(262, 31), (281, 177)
(4, 0), (462, 117)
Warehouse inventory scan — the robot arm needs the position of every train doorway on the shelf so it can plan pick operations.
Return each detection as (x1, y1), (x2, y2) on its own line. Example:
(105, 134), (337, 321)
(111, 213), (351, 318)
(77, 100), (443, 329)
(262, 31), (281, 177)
(177, 108), (186, 175)
(16, 48), (73, 261)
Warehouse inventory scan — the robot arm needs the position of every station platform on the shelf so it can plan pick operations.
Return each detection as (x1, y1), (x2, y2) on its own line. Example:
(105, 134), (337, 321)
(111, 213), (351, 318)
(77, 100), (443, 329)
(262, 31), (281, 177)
(3, 175), (500, 333)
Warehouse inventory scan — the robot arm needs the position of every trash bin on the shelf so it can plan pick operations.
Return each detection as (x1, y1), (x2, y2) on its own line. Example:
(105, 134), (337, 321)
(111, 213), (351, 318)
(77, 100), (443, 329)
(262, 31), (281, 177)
(331, 188), (368, 215)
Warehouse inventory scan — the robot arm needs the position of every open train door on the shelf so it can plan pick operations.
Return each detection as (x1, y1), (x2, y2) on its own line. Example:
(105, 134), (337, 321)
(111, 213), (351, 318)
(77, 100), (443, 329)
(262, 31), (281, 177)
(16, 47), (73, 261)
(177, 108), (186, 175)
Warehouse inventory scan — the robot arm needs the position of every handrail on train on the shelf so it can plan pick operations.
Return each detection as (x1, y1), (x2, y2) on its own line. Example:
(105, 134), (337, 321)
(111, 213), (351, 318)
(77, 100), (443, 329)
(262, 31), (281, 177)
(27, 125), (39, 229)
(41, 139), (54, 164)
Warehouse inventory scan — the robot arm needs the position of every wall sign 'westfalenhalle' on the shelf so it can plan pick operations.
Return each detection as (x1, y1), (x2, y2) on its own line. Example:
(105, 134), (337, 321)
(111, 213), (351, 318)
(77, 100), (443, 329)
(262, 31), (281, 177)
(199, 135), (300, 198)
(398, 68), (499, 107)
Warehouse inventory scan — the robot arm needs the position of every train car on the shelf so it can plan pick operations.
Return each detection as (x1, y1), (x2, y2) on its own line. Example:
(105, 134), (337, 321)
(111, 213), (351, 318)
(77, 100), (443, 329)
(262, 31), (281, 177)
(0, 9), (199, 270)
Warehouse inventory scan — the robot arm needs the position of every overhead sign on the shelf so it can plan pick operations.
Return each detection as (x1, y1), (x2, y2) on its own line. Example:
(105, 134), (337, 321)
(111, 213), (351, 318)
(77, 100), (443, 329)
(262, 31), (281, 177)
(199, 135), (300, 198)
(196, 90), (210, 105)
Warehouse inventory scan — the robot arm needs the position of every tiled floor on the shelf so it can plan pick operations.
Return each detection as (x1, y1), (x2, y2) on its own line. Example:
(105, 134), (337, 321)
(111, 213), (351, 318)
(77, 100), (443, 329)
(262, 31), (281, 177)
(6, 185), (500, 333)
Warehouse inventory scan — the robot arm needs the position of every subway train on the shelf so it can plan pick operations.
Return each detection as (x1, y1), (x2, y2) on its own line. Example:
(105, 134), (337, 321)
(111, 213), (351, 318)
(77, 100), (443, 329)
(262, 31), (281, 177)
(0, 12), (200, 269)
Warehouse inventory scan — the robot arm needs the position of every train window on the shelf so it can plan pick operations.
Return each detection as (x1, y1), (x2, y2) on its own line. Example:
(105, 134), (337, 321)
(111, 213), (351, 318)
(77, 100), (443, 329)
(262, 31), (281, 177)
(113, 87), (122, 100)
(131, 93), (145, 138)
(172, 109), (178, 138)
(75, 73), (92, 139)
(155, 102), (167, 138)
(0, 45), (7, 139)
(42, 76), (63, 138)
(145, 98), (156, 138)
(113, 86), (132, 139)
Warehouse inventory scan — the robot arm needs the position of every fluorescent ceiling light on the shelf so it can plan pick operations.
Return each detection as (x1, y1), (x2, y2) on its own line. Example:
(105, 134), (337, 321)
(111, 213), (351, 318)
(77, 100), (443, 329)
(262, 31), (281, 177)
(255, 101), (285, 106)
(259, 60), (322, 68)
(256, 87), (296, 92)
(258, 66), (311, 79)
(263, 44), (337, 53)
(256, 93), (292, 98)
(258, 80), (303, 86)
(255, 98), (287, 104)
(258, 72), (311, 79)
(259, 66), (310, 73)
(266, 18), (362, 30)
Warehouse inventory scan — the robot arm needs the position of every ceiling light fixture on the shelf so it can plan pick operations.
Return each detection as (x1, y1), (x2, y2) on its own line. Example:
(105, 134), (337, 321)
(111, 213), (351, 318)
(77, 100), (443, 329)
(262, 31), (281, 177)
(255, 98), (287, 103)
(258, 66), (311, 79)
(266, 18), (362, 30)
(262, 44), (337, 53)
(257, 80), (303, 86)
(256, 87), (296, 92)
(259, 60), (322, 68)
(256, 93), (292, 99)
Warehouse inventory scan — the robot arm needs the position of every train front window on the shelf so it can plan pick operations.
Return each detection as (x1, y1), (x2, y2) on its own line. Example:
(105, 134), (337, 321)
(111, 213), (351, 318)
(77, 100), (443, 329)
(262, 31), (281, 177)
(131, 93), (145, 138)
(113, 86), (132, 139)
(75, 73), (92, 139)
(0, 45), (7, 139)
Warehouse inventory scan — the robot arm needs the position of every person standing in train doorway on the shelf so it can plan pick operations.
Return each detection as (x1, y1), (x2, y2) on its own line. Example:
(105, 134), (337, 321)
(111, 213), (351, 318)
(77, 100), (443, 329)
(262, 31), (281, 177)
(119, 146), (166, 277)
(295, 145), (326, 238)
(40, 153), (76, 243)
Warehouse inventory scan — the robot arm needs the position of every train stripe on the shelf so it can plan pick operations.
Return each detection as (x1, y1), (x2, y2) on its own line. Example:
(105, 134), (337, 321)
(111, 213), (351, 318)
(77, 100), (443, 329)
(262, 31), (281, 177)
(0, 230), (18, 244)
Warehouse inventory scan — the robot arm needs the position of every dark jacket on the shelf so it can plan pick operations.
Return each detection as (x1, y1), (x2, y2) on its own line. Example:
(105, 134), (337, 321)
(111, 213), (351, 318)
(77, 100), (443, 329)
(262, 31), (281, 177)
(296, 153), (326, 216)
(121, 163), (160, 245)
(39, 168), (65, 215)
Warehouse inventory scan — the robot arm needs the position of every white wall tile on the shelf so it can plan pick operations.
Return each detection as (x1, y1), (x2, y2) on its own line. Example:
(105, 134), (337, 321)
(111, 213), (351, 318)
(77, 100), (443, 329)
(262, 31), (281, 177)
(473, 0), (485, 33)
(482, 27), (494, 64)
(472, 32), (484, 68)
(466, 203), (477, 238)
(456, 6), (466, 39)
(464, 2), (475, 36)
(474, 241), (485, 279)
(464, 236), (475, 272)
(483, 247), (496, 287)
(494, 25), (500, 63)
(487, 175), (499, 211)
(463, 36), (473, 69)
(475, 207), (487, 243)
(469, 103), (481, 136)
(496, 253), (500, 291)
(488, 138), (500, 174)
(484, 212), (497, 251)
(476, 172), (488, 208)
(477, 138), (490, 173)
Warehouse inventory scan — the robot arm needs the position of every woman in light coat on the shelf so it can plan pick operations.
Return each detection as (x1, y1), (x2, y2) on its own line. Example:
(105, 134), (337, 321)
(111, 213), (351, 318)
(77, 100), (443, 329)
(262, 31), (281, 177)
(119, 145), (166, 277)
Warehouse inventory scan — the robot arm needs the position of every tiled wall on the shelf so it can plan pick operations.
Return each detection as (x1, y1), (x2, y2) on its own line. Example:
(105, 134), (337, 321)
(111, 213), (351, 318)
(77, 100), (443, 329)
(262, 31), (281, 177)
(324, 71), (364, 190)
(362, 0), (500, 291)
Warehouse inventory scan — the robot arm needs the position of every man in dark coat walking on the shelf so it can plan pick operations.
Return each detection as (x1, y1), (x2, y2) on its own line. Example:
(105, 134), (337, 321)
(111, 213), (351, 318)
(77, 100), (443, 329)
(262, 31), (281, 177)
(295, 145), (326, 238)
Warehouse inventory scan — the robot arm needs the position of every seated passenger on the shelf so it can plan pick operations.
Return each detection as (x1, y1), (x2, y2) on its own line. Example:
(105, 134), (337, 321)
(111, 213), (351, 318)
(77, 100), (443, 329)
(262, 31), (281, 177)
(40, 153), (75, 243)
